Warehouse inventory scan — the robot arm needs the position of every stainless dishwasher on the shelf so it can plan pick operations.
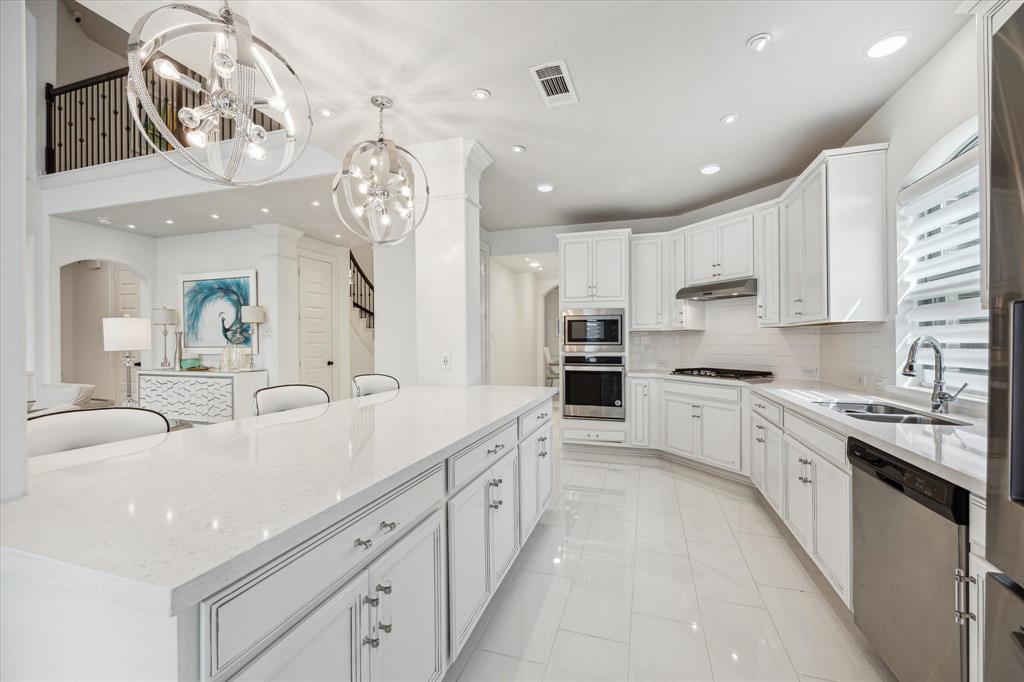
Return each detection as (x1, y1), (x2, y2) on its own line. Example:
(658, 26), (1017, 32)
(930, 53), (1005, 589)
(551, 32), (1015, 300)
(848, 438), (970, 682)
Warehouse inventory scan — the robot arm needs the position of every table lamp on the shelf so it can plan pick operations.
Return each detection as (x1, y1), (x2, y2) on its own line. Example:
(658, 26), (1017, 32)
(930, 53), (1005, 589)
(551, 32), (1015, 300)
(240, 305), (265, 369)
(151, 307), (178, 368)
(103, 315), (151, 406)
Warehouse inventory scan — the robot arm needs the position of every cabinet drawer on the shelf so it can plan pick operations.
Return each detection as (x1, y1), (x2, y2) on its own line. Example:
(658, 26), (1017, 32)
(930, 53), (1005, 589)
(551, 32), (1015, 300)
(784, 410), (848, 472)
(201, 465), (445, 680)
(751, 394), (783, 427)
(662, 380), (739, 404)
(563, 429), (625, 443)
(449, 421), (518, 491)
(519, 399), (553, 438)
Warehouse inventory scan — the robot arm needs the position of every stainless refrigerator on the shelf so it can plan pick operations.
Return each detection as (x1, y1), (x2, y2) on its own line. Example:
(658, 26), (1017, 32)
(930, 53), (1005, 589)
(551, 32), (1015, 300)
(984, 4), (1024, 678)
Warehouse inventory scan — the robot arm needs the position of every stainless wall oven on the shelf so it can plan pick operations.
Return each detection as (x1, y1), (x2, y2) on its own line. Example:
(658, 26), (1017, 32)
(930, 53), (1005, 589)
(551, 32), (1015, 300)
(562, 355), (624, 420)
(562, 308), (624, 353)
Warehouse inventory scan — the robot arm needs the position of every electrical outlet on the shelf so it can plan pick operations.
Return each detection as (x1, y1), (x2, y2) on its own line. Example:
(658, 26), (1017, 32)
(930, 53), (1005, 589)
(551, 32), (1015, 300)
(440, 352), (452, 371)
(801, 367), (819, 379)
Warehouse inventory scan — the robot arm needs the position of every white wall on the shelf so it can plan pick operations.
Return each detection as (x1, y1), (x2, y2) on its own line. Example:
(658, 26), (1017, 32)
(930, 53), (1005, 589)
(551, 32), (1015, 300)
(489, 260), (540, 386)
(55, 0), (126, 86)
(543, 286), (560, 360)
(820, 22), (978, 392)
(631, 298), (820, 381)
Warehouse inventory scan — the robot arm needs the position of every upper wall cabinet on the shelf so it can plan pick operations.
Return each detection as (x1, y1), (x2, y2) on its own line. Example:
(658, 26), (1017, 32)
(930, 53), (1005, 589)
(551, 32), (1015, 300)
(754, 206), (781, 327)
(630, 234), (705, 331)
(683, 213), (754, 286)
(780, 144), (888, 326)
(559, 229), (630, 306)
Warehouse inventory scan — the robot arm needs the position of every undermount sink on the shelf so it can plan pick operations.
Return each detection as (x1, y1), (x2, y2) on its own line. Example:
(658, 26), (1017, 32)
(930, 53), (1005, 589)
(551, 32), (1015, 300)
(813, 401), (970, 427)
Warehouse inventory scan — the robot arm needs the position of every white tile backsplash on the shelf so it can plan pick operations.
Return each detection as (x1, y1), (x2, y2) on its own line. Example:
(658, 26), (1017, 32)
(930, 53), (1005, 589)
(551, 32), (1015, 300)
(630, 298), (820, 381)
(818, 322), (893, 390)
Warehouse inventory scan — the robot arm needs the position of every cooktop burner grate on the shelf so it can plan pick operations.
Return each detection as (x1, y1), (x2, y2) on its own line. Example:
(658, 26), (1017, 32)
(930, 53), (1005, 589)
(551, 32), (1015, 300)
(671, 367), (774, 380)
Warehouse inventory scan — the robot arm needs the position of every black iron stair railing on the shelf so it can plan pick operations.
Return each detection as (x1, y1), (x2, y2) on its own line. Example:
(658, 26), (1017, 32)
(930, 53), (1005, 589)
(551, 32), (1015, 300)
(350, 253), (374, 330)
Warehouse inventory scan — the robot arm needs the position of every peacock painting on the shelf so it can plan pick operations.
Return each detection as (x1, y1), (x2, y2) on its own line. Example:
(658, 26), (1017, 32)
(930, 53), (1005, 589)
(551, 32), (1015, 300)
(179, 270), (257, 353)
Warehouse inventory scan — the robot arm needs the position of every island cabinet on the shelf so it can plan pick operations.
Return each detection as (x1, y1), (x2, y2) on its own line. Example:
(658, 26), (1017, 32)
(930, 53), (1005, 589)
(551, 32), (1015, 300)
(519, 423), (554, 542)
(558, 229), (630, 306)
(448, 448), (520, 658)
(779, 144), (887, 326)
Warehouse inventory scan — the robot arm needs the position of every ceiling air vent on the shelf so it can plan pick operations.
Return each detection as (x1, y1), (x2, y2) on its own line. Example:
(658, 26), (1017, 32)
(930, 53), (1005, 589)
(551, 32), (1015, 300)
(529, 60), (578, 107)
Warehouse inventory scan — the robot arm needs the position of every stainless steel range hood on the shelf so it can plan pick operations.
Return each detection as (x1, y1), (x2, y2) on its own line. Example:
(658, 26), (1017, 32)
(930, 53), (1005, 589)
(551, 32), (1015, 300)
(676, 277), (758, 301)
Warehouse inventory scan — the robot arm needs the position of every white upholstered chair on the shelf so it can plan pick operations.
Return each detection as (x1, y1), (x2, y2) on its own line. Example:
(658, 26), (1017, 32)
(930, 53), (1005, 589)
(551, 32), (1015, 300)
(254, 384), (331, 416)
(26, 407), (169, 457)
(351, 374), (400, 397)
(543, 347), (561, 388)
(27, 382), (96, 416)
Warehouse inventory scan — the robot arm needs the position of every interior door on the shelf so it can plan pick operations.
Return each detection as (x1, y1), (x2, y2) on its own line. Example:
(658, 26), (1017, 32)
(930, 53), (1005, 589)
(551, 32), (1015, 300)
(811, 453), (851, 597)
(447, 474), (490, 655)
(299, 255), (336, 397)
(560, 237), (592, 302)
(591, 234), (626, 300)
(781, 191), (805, 324)
(630, 238), (662, 329)
(716, 214), (755, 280)
(233, 571), (367, 682)
(489, 452), (519, 586)
(368, 511), (446, 682)
(698, 402), (741, 471)
(799, 165), (829, 323)
(784, 437), (814, 547)
(111, 264), (142, 404)
(762, 422), (784, 514)
(684, 225), (717, 284)
(662, 391), (698, 458)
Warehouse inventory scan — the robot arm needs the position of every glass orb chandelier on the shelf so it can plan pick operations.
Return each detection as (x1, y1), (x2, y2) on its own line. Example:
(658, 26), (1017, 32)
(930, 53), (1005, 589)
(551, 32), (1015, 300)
(125, 1), (311, 186)
(332, 96), (429, 246)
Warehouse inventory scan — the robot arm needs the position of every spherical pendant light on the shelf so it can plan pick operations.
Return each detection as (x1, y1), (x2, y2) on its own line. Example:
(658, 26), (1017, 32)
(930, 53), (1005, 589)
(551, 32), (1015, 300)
(332, 96), (430, 246)
(125, 1), (311, 186)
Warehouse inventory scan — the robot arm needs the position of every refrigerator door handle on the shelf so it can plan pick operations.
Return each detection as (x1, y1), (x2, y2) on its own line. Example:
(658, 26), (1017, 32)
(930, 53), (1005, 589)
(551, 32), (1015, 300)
(1011, 300), (1023, 503)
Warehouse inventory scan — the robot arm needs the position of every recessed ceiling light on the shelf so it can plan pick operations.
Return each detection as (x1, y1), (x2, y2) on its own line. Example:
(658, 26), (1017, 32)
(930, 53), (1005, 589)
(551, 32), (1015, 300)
(529, 261), (541, 268)
(510, 145), (526, 153)
(746, 33), (772, 52)
(97, 216), (112, 225)
(538, 266), (544, 271)
(127, 224), (136, 229)
(210, 213), (220, 219)
(260, 207), (270, 213)
(472, 88), (491, 100)
(536, 183), (554, 193)
(164, 219), (175, 225)
(720, 114), (739, 124)
(311, 200), (320, 207)
(524, 257), (531, 261)
(866, 31), (911, 59)
(318, 107), (335, 118)
(334, 233), (342, 239)
(700, 164), (722, 175)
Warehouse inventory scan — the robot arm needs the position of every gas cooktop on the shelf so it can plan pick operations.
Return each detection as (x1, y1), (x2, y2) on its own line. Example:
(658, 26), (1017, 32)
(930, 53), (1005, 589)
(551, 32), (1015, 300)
(671, 367), (774, 381)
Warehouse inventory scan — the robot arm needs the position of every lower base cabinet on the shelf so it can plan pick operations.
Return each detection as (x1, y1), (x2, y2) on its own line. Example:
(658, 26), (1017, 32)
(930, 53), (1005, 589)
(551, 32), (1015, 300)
(784, 436), (815, 548)
(236, 510), (446, 682)
(448, 449), (520, 658)
(661, 385), (741, 472)
(755, 417), (784, 515)
(520, 424), (554, 542)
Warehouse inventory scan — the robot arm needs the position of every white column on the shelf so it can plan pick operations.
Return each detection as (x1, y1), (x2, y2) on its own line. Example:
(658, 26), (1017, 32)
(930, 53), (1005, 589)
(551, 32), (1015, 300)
(373, 235), (418, 385)
(252, 224), (303, 385)
(1, 0), (29, 499)
(409, 138), (492, 386)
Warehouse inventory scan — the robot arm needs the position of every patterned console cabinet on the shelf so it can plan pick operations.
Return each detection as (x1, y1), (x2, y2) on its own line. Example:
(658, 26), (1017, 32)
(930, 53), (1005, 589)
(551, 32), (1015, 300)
(137, 370), (269, 423)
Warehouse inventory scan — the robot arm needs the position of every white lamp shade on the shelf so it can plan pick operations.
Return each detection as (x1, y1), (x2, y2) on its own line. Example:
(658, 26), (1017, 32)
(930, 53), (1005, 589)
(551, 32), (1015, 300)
(151, 307), (178, 325)
(103, 317), (152, 352)
(240, 305), (265, 324)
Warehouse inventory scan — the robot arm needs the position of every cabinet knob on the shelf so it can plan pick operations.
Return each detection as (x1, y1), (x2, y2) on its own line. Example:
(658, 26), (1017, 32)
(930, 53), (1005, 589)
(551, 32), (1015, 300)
(354, 537), (373, 550)
(489, 479), (501, 488)
(380, 520), (399, 532)
(539, 450), (548, 458)
(363, 635), (380, 648)
(756, 437), (765, 443)
(489, 502), (501, 510)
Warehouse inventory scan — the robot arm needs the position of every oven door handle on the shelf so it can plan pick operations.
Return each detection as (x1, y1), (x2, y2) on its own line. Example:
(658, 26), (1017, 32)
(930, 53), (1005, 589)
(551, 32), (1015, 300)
(563, 366), (625, 373)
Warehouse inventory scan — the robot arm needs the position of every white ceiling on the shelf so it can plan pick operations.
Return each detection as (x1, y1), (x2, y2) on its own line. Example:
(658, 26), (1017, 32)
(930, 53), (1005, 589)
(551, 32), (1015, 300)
(492, 252), (560, 276)
(80, 0), (968, 233)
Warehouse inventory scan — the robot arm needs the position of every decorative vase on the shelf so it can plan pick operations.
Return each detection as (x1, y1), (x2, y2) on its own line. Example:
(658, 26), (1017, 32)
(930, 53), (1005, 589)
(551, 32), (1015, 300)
(173, 331), (184, 370)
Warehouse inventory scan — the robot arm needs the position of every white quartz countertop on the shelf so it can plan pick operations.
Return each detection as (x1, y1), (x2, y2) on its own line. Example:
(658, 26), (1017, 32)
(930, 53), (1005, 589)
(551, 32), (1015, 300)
(751, 382), (987, 495)
(0, 385), (555, 615)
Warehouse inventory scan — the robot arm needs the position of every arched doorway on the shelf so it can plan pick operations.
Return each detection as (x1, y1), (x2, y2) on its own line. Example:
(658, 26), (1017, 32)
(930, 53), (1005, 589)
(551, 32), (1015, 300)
(59, 259), (147, 404)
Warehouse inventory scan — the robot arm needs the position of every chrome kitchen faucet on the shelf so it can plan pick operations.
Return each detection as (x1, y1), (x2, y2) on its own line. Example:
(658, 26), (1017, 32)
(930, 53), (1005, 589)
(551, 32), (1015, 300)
(901, 335), (968, 414)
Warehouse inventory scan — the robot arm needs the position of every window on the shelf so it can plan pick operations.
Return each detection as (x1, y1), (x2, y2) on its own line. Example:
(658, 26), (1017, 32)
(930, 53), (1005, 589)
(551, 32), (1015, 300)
(896, 120), (987, 397)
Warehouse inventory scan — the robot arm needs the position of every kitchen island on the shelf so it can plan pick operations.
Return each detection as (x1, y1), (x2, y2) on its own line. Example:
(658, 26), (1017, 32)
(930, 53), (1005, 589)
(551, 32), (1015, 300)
(1, 385), (556, 681)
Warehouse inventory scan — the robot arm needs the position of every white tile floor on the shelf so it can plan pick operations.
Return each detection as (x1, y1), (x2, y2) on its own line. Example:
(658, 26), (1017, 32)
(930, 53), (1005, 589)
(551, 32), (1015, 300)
(451, 452), (888, 682)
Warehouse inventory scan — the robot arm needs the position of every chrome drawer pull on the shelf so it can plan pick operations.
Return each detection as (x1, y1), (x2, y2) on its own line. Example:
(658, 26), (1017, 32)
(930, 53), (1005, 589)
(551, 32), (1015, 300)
(489, 502), (501, 510)
(363, 635), (380, 648)
(489, 479), (501, 487)
(487, 447), (499, 455)
(495, 443), (506, 450)
(756, 437), (765, 443)
(380, 520), (398, 532)
(354, 537), (373, 550)
(539, 450), (548, 458)
(377, 583), (393, 633)
(364, 595), (380, 607)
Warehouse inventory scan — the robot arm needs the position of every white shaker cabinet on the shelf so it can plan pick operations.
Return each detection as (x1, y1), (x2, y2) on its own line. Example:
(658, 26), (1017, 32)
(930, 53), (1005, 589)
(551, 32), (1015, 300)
(761, 419), (784, 515)
(559, 230), (629, 305)
(699, 402), (741, 471)
(662, 390), (699, 459)
(784, 436), (815, 548)
(683, 213), (754, 286)
(661, 383), (742, 473)
(519, 424), (553, 543)
(628, 378), (651, 447)
(811, 452), (851, 600)
(630, 236), (663, 329)
(750, 417), (766, 491)
(754, 206), (781, 327)
(780, 144), (887, 326)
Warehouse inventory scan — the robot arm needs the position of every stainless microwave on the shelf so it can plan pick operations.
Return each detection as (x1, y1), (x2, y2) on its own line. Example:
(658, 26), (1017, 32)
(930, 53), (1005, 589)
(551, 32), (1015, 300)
(562, 308), (624, 353)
